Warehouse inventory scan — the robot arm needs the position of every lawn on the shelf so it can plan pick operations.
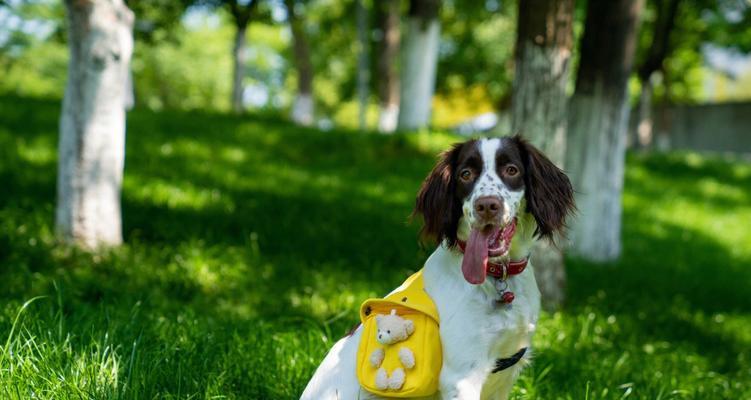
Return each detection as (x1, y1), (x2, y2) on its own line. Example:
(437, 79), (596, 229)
(1, 95), (750, 399)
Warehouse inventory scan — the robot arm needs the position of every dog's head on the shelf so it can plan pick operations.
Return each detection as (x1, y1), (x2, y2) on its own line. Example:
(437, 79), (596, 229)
(413, 136), (575, 284)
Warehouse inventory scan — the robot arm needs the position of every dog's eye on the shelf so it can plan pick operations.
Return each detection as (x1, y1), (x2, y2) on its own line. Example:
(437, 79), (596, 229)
(459, 169), (472, 181)
(504, 165), (519, 177)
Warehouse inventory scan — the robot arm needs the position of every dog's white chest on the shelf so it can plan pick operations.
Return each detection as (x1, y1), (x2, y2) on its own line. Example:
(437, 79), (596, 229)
(422, 246), (540, 399)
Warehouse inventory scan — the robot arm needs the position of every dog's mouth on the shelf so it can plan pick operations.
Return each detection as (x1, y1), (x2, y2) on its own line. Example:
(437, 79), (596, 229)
(461, 218), (517, 285)
(486, 221), (516, 257)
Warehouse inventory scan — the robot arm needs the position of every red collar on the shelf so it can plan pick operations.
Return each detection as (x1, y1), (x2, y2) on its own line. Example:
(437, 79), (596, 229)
(456, 240), (529, 280)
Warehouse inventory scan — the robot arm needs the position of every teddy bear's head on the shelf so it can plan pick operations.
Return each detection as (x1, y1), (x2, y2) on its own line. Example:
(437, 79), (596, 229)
(375, 309), (415, 345)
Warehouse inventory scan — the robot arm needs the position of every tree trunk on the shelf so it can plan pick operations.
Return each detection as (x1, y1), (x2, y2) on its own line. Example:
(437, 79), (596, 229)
(511, 0), (574, 311)
(566, 0), (644, 261)
(636, 77), (653, 148)
(231, 22), (248, 113)
(356, 0), (370, 130)
(285, 0), (314, 126)
(57, 0), (134, 248)
(376, 0), (400, 133)
(125, 67), (134, 110)
(635, 0), (681, 149)
(397, 0), (440, 131)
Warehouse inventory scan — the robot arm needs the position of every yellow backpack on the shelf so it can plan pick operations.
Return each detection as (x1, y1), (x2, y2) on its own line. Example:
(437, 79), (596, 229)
(356, 270), (442, 398)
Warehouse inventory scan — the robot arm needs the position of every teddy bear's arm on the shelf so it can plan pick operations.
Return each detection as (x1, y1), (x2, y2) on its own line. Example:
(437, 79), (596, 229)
(370, 347), (385, 368)
(398, 347), (415, 369)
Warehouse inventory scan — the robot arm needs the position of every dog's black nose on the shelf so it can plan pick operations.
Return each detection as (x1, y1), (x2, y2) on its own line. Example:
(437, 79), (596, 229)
(475, 196), (502, 220)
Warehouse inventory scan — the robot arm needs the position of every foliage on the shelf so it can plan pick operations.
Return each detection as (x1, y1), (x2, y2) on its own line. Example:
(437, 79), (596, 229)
(131, 16), (235, 111)
(126, 0), (193, 43)
(305, 0), (360, 114)
(701, 66), (751, 102)
(315, 0), (519, 122)
(437, 0), (517, 108)
(702, 0), (751, 53)
(2, 95), (750, 399)
(3, 0), (751, 124)
(634, 0), (751, 104)
(0, 0), (66, 98)
(0, 37), (67, 98)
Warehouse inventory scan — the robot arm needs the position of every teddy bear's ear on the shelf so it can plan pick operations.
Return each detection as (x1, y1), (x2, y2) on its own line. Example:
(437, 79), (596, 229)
(376, 315), (382, 324)
(405, 319), (415, 335)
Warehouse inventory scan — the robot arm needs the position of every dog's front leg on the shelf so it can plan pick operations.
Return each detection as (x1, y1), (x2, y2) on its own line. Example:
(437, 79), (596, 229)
(439, 366), (485, 400)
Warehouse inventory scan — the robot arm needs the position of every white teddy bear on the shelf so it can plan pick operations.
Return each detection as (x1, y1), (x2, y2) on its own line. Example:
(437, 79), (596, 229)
(369, 309), (416, 391)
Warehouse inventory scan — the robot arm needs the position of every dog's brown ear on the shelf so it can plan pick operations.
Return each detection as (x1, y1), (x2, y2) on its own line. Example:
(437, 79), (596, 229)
(413, 142), (465, 246)
(514, 136), (575, 240)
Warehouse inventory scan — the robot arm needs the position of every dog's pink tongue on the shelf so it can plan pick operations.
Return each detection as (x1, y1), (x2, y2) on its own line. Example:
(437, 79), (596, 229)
(461, 228), (489, 284)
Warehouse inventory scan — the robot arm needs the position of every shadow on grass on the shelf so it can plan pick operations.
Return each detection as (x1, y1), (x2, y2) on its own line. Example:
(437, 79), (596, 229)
(567, 218), (750, 315)
(562, 178), (751, 385)
(3, 95), (750, 398)
(1, 95), (445, 323)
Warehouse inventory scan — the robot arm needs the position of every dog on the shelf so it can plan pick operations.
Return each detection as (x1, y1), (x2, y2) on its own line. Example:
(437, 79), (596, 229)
(301, 136), (575, 400)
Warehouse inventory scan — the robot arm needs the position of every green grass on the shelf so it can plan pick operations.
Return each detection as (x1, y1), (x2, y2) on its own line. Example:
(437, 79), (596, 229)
(1, 95), (750, 399)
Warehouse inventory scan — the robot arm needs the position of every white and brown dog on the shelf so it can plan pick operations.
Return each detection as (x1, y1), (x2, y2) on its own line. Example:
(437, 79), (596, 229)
(301, 137), (575, 400)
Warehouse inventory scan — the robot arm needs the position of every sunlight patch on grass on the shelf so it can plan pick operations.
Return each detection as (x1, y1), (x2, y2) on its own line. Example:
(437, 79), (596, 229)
(695, 178), (748, 202)
(221, 146), (247, 163)
(2, 97), (750, 399)
(408, 130), (458, 154)
(15, 136), (56, 166)
(286, 270), (371, 321)
(124, 177), (235, 211)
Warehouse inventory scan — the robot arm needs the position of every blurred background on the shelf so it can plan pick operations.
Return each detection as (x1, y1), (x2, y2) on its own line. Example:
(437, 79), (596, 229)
(2, 0), (751, 139)
(0, 0), (750, 399)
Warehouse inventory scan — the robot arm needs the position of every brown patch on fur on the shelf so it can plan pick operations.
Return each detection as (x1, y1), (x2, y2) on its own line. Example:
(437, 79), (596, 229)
(412, 141), (475, 247)
(512, 135), (576, 240)
(413, 137), (574, 247)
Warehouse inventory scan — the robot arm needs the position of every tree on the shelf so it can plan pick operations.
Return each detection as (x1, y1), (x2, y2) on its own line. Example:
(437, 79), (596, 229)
(634, 0), (681, 148)
(355, 0), (369, 130)
(437, 0), (517, 112)
(632, 0), (751, 148)
(566, 0), (644, 261)
(511, 0), (574, 310)
(397, 0), (441, 131)
(125, 0), (193, 108)
(126, 0), (190, 43)
(226, 0), (261, 113)
(57, 0), (134, 248)
(375, 0), (400, 133)
(284, 0), (314, 125)
(0, 1), (67, 97)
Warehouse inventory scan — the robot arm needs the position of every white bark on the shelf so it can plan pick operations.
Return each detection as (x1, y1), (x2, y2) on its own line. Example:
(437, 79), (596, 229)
(286, 0), (314, 126)
(511, 42), (570, 162)
(567, 0), (642, 262)
(231, 23), (248, 113)
(397, 18), (440, 131)
(512, 41), (572, 311)
(291, 93), (314, 126)
(356, 0), (370, 130)
(530, 240), (566, 310)
(566, 83), (631, 261)
(57, 0), (133, 248)
(636, 78), (653, 148)
(125, 67), (134, 110)
(378, 103), (399, 133)
(376, 0), (400, 134)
